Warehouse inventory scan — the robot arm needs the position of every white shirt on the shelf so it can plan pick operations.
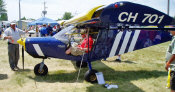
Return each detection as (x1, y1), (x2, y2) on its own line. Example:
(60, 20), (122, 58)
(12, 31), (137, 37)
(3, 27), (25, 44)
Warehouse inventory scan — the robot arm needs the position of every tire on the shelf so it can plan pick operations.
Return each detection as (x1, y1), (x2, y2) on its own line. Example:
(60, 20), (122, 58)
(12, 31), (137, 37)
(84, 69), (98, 83)
(34, 63), (48, 76)
(76, 61), (87, 68)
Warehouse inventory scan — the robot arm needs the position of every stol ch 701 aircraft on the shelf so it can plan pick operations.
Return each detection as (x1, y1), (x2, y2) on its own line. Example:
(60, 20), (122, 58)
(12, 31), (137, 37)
(17, 1), (175, 83)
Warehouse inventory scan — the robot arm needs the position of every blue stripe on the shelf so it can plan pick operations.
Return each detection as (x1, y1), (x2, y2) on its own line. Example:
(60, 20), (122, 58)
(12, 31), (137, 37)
(124, 31), (135, 53)
(115, 30), (127, 55)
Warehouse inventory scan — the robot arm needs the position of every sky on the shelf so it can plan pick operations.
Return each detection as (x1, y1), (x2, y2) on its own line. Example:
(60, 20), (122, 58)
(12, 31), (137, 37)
(3, 0), (175, 21)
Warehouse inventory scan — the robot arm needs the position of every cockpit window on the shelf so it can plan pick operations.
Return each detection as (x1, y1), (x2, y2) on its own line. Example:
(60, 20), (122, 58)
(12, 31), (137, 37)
(53, 25), (86, 44)
(53, 25), (75, 44)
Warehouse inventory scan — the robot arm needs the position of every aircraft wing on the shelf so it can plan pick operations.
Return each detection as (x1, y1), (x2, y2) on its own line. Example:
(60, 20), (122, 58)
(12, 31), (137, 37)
(64, 5), (104, 25)
(100, 1), (174, 26)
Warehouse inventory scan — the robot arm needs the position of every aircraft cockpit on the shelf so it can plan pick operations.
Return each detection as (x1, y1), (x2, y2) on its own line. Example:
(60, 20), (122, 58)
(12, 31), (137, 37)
(53, 25), (99, 43)
(53, 25), (75, 44)
(53, 25), (99, 56)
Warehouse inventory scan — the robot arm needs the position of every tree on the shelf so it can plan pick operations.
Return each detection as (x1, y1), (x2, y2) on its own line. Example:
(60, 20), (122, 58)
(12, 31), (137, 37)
(28, 18), (35, 21)
(0, 0), (7, 21)
(57, 18), (62, 21)
(21, 16), (26, 20)
(62, 12), (73, 20)
(0, 13), (7, 20)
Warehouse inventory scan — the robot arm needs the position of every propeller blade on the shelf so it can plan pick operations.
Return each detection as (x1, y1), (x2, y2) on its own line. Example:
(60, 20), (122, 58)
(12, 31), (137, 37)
(18, 37), (26, 70)
(22, 46), (24, 70)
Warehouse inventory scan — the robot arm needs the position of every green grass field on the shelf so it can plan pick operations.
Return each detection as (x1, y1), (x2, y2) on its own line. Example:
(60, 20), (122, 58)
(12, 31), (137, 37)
(0, 40), (171, 92)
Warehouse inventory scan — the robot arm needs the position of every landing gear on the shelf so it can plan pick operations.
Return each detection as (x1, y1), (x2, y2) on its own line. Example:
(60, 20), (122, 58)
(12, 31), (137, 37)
(34, 59), (48, 76)
(84, 61), (98, 83)
(84, 69), (98, 83)
(76, 61), (87, 68)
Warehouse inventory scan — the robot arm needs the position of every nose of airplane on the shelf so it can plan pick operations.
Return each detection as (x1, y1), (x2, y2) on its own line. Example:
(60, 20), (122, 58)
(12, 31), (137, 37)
(17, 38), (26, 49)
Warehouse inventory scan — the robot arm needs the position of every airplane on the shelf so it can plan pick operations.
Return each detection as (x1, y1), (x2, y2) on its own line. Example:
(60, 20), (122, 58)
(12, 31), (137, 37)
(17, 1), (175, 83)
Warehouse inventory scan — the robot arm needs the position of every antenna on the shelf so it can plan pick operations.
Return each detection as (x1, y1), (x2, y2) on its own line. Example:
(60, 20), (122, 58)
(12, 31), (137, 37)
(19, 0), (21, 20)
(167, 0), (170, 15)
(42, 1), (47, 17)
(18, 0), (22, 29)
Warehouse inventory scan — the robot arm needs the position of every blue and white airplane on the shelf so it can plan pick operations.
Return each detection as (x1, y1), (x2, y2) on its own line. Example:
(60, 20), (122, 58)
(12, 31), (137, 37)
(17, 1), (175, 83)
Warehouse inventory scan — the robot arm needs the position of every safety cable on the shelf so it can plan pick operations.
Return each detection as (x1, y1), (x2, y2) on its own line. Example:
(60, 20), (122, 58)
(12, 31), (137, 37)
(76, 53), (85, 83)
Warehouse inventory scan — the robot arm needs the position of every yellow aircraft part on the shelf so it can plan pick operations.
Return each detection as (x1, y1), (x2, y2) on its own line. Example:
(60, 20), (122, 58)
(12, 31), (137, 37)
(64, 5), (104, 25)
(58, 20), (66, 26)
(143, 26), (173, 28)
(17, 38), (26, 50)
(166, 69), (171, 89)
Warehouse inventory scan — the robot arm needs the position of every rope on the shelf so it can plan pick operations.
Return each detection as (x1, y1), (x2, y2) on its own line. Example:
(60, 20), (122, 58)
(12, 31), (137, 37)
(76, 52), (85, 83)
(75, 41), (87, 89)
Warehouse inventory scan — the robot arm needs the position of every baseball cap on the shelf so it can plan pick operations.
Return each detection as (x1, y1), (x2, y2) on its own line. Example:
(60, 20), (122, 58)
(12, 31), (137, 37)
(10, 22), (16, 25)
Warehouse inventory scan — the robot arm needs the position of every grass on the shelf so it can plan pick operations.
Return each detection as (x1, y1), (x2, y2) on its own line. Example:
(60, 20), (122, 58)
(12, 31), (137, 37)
(0, 40), (171, 92)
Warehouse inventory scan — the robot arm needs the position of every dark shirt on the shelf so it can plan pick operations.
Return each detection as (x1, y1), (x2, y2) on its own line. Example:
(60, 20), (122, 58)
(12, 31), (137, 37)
(56, 28), (61, 32)
(46, 26), (53, 35)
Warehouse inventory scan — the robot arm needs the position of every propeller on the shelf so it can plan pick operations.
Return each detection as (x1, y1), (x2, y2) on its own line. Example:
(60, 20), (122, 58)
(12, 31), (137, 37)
(17, 38), (26, 70)
(22, 41), (24, 70)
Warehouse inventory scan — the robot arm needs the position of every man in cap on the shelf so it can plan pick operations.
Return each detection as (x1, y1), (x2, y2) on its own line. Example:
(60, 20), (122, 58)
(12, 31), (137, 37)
(46, 24), (53, 36)
(3, 22), (28, 71)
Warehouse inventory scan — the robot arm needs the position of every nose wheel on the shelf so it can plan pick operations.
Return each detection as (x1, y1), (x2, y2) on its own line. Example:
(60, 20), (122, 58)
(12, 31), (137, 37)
(34, 62), (48, 76)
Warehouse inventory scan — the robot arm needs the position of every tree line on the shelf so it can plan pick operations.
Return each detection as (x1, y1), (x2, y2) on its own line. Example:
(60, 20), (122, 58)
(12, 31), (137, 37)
(0, 0), (7, 21)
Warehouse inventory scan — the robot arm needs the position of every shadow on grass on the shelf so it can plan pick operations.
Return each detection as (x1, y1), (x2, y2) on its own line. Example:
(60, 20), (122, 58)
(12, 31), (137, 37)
(87, 82), (145, 92)
(27, 61), (166, 92)
(86, 61), (167, 92)
(87, 70), (166, 92)
(14, 69), (32, 75)
(0, 74), (8, 80)
(122, 60), (136, 64)
(104, 60), (136, 64)
(16, 69), (31, 72)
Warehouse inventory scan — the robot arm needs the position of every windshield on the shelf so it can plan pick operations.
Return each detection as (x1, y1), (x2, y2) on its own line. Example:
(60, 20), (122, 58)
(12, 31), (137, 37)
(53, 25), (75, 44)
(53, 25), (92, 44)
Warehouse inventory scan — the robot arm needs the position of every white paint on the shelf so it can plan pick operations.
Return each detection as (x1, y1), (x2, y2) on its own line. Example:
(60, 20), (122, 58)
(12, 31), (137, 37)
(33, 44), (44, 56)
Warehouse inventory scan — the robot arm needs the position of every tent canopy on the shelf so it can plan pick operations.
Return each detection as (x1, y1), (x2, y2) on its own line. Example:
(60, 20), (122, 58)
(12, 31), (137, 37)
(28, 17), (58, 26)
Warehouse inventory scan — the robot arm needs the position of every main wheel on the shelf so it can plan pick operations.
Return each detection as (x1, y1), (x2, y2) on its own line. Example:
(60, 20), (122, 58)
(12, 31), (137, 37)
(84, 69), (98, 83)
(76, 61), (87, 68)
(34, 63), (48, 76)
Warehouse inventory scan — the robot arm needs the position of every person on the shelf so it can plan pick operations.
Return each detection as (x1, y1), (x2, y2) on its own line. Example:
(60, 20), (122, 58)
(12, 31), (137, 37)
(46, 24), (53, 36)
(3, 22), (28, 71)
(39, 24), (47, 37)
(0, 27), (2, 39)
(165, 28), (175, 92)
(56, 24), (61, 33)
(52, 24), (61, 36)
(65, 34), (93, 56)
(36, 26), (39, 37)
